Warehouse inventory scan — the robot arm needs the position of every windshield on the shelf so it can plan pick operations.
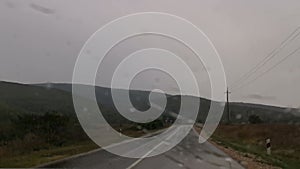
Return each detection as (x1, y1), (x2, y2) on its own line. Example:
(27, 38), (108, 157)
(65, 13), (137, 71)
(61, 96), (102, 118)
(0, 1), (299, 169)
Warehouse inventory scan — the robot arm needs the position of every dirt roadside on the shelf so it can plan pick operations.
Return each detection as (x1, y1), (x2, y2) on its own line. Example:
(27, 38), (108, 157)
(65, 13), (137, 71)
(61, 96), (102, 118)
(194, 126), (281, 169)
(210, 140), (281, 169)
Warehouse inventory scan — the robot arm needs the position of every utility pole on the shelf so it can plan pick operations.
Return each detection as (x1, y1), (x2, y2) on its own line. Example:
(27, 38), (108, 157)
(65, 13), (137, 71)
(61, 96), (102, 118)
(226, 87), (231, 124)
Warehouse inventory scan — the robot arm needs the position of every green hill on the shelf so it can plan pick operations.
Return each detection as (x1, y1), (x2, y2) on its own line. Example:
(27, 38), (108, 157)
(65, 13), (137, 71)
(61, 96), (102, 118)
(35, 82), (300, 124)
(0, 80), (299, 128)
(0, 81), (74, 116)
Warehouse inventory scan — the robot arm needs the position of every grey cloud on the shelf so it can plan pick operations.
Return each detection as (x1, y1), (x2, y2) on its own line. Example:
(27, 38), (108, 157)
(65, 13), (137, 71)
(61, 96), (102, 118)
(4, 1), (15, 9)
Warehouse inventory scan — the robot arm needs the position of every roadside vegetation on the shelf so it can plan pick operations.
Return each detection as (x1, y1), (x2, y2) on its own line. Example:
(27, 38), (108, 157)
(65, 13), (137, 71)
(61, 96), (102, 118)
(0, 112), (98, 167)
(211, 124), (300, 169)
(0, 81), (169, 167)
(0, 111), (167, 167)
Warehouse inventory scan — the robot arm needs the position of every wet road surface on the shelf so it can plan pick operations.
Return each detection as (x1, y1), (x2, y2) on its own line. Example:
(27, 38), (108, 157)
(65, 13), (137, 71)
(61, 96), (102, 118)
(39, 129), (244, 169)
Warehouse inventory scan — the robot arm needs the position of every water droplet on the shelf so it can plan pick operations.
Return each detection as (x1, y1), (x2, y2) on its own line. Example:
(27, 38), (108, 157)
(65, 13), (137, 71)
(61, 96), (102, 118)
(130, 108), (135, 112)
(177, 163), (184, 167)
(46, 83), (52, 89)
(225, 157), (232, 162)
(86, 50), (91, 54)
(30, 3), (55, 14)
(196, 156), (203, 163)
(236, 114), (242, 119)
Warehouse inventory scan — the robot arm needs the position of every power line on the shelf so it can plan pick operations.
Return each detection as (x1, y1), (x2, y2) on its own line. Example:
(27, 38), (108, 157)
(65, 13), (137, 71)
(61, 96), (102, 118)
(231, 27), (300, 88)
(230, 27), (300, 89)
(232, 45), (300, 92)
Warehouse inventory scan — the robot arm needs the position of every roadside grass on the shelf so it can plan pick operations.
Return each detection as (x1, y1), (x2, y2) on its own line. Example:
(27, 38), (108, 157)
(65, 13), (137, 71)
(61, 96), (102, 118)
(0, 141), (98, 168)
(0, 126), (165, 168)
(211, 124), (300, 169)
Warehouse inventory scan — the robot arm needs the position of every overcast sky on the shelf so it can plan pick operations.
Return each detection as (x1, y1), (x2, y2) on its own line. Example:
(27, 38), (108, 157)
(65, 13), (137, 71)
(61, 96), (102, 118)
(1, 0), (300, 108)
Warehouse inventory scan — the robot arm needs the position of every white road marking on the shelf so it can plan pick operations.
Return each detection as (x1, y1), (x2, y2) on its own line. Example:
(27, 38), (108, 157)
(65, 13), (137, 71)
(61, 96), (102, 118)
(126, 126), (184, 169)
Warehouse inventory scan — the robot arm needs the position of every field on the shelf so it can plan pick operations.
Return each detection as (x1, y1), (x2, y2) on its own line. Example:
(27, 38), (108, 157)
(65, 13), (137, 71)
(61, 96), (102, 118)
(0, 141), (98, 168)
(211, 124), (300, 169)
(0, 122), (165, 168)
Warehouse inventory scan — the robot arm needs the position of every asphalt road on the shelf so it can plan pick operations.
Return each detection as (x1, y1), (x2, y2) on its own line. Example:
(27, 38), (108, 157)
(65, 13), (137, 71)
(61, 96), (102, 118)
(39, 129), (244, 169)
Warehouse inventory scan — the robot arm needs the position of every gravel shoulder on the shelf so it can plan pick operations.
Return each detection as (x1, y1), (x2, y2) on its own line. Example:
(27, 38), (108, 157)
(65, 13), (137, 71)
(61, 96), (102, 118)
(210, 140), (281, 169)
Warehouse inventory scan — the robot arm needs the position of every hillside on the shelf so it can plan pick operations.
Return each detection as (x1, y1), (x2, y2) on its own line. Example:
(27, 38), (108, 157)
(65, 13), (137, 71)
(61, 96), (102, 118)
(34, 82), (300, 124)
(0, 81), (298, 126)
(0, 81), (74, 116)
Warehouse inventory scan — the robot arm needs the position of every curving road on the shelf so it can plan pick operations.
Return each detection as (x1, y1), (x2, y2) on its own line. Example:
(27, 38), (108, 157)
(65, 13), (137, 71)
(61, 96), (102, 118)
(38, 129), (244, 169)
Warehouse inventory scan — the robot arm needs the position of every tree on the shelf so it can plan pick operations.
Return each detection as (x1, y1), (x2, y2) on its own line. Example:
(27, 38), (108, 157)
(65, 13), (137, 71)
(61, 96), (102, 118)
(248, 114), (263, 124)
(12, 112), (70, 145)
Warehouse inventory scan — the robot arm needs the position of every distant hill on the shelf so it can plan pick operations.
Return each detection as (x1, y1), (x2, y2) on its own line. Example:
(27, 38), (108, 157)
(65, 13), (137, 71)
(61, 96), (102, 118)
(0, 81), (74, 117)
(34, 83), (154, 110)
(0, 81), (299, 127)
(229, 102), (300, 124)
(35, 82), (300, 124)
